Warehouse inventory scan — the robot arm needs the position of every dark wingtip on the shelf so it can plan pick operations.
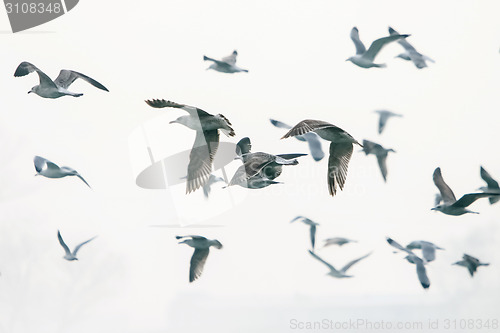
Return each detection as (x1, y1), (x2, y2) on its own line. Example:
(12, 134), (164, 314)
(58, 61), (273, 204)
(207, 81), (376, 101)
(422, 283), (430, 289)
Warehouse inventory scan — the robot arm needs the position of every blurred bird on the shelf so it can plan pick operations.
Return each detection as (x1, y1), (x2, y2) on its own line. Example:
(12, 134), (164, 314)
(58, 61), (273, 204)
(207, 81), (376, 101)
(58, 230), (96, 261)
(203, 50), (248, 73)
(323, 237), (357, 248)
(282, 119), (362, 196)
(176, 235), (223, 283)
(269, 118), (325, 161)
(34, 156), (91, 188)
(453, 254), (489, 277)
(14, 61), (108, 98)
(145, 99), (235, 194)
(386, 237), (430, 289)
(308, 250), (371, 278)
(203, 174), (225, 198)
(389, 27), (434, 69)
(432, 167), (500, 215)
(291, 216), (319, 251)
(478, 166), (500, 204)
(374, 110), (403, 134)
(361, 139), (395, 182)
(346, 27), (410, 68)
(406, 240), (444, 262)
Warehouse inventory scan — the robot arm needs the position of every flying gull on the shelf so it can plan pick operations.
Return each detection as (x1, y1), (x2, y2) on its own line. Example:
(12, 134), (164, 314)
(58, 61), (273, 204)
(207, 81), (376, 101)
(406, 240), (444, 262)
(346, 27), (410, 68)
(290, 216), (319, 251)
(386, 237), (430, 289)
(58, 230), (96, 261)
(308, 250), (371, 279)
(432, 167), (500, 215)
(282, 119), (362, 196)
(14, 61), (108, 98)
(374, 110), (402, 135)
(478, 166), (500, 204)
(453, 254), (489, 277)
(269, 118), (325, 161)
(34, 156), (91, 188)
(361, 139), (395, 182)
(176, 235), (223, 282)
(389, 27), (434, 69)
(323, 237), (357, 248)
(203, 50), (248, 73)
(145, 99), (235, 194)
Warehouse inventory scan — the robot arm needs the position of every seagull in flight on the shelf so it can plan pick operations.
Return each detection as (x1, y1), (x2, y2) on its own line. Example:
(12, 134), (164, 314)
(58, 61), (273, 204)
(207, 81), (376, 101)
(406, 240), (444, 263)
(58, 230), (96, 261)
(145, 99), (235, 194)
(269, 118), (325, 161)
(478, 166), (500, 204)
(374, 110), (403, 134)
(432, 167), (499, 215)
(386, 237), (430, 289)
(290, 216), (320, 251)
(203, 50), (248, 73)
(176, 235), (223, 283)
(323, 237), (357, 248)
(361, 139), (395, 182)
(308, 250), (371, 279)
(282, 119), (362, 196)
(453, 254), (489, 277)
(34, 156), (91, 188)
(14, 61), (108, 98)
(346, 27), (410, 68)
(389, 27), (434, 69)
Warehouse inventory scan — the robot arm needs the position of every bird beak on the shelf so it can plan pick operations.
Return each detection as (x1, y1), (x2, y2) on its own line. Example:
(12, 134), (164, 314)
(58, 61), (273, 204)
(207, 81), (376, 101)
(169, 120), (177, 124)
(431, 208), (437, 211)
(27, 91), (31, 94)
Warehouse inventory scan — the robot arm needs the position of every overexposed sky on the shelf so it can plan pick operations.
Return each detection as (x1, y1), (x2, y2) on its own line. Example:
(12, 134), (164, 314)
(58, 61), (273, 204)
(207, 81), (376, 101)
(1, 1), (500, 332)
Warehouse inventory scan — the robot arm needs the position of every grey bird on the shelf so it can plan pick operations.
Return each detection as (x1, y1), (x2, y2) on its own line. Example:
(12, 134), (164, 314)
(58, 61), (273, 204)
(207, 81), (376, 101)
(308, 250), (371, 279)
(346, 27), (410, 68)
(432, 167), (500, 215)
(386, 237), (430, 289)
(176, 235), (223, 283)
(203, 50), (248, 73)
(453, 254), (489, 277)
(389, 27), (434, 69)
(58, 230), (96, 261)
(290, 216), (319, 251)
(282, 119), (362, 196)
(478, 166), (500, 204)
(14, 61), (108, 98)
(406, 241), (444, 262)
(361, 139), (395, 182)
(228, 137), (306, 189)
(374, 110), (403, 135)
(34, 156), (91, 188)
(323, 237), (357, 248)
(269, 118), (325, 161)
(145, 99), (235, 194)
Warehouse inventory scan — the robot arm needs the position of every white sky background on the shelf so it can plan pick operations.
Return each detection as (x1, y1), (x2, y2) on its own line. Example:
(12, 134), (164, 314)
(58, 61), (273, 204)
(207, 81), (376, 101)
(1, 0), (500, 332)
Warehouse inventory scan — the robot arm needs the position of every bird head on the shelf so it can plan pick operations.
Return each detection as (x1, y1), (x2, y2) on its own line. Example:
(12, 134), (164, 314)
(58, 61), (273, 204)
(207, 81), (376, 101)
(431, 205), (442, 212)
(28, 86), (37, 94)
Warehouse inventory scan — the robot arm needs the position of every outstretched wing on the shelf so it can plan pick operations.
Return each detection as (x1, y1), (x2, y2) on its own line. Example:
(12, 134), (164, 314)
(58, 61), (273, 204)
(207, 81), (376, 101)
(269, 119), (292, 130)
(186, 130), (220, 193)
(190, 248), (210, 282)
(54, 70), (108, 91)
(363, 34), (409, 62)
(57, 230), (72, 256)
(34, 156), (59, 173)
(480, 166), (499, 189)
(303, 132), (324, 161)
(328, 142), (353, 196)
(350, 27), (366, 55)
(433, 167), (456, 204)
(281, 119), (337, 139)
(452, 193), (499, 208)
(340, 252), (371, 273)
(14, 62), (57, 89)
(388, 27), (416, 52)
(236, 137), (252, 156)
(308, 250), (338, 273)
(415, 257), (430, 289)
(145, 99), (211, 117)
(73, 236), (97, 256)
(376, 154), (388, 182)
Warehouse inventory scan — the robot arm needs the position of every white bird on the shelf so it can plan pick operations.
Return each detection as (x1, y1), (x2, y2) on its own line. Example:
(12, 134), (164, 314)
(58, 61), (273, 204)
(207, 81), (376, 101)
(308, 250), (371, 279)
(34, 156), (91, 188)
(406, 240), (444, 262)
(361, 139), (395, 182)
(432, 167), (500, 215)
(453, 254), (489, 277)
(323, 237), (357, 248)
(290, 216), (319, 251)
(389, 27), (434, 69)
(58, 230), (96, 261)
(386, 237), (430, 289)
(203, 174), (225, 198)
(282, 119), (362, 196)
(346, 27), (410, 68)
(145, 99), (235, 194)
(14, 61), (108, 98)
(478, 166), (500, 204)
(374, 110), (403, 135)
(176, 235), (223, 283)
(203, 50), (248, 73)
(269, 119), (325, 161)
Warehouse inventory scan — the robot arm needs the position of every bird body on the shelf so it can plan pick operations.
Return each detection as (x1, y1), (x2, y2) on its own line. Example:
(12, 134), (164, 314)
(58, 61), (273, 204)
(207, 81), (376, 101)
(308, 250), (371, 278)
(323, 237), (357, 247)
(204, 50), (248, 73)
(34, 156), (91, 188)
(361, 140), (395, 182)
(389, 27), (434, 69)
(291, 216), (319, 251)
(453, 254), (489, 277)
(406, 240), (444, 262)
(374, 110), (403, 134)
(176, 235), (222, 282)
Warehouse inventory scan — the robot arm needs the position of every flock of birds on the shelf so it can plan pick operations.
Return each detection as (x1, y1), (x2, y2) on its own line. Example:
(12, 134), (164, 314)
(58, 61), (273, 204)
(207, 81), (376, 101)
(13, 26), (498, 286)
